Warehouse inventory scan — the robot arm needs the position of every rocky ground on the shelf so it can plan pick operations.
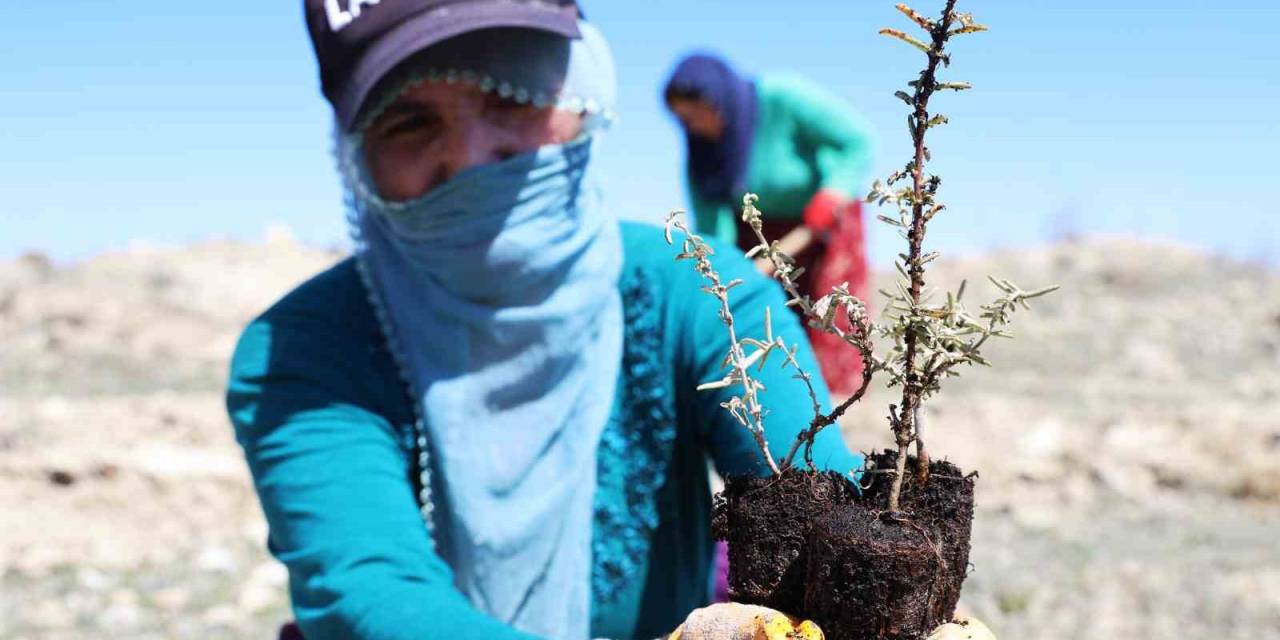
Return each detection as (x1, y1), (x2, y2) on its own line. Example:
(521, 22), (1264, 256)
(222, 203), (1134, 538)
(1, 233), (1277, 639)
(0, 234), (339, 639)
(841, 240), (1280, 638)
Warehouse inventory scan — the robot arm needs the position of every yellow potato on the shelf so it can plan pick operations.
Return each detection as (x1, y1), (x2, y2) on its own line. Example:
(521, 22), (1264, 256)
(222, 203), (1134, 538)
(927, 616), (996, 640)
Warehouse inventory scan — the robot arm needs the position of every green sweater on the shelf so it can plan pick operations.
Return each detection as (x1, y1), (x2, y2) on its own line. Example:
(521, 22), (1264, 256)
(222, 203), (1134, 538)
(227, 222), (861, 640)
(690, 73), (874, 245)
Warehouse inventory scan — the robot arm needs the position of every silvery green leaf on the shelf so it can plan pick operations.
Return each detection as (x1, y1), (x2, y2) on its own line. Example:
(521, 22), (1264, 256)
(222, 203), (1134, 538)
(812, 295), (832, 320)
(738, 348), (766, 370)
(878, 28), (931, 53)
(1026, 284), (1061, 298)
(697, 377), (734, 391)
(949, 24), (989, 35)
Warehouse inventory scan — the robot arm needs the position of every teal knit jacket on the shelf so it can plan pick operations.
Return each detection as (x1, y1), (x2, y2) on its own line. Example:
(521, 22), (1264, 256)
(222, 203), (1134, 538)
(226, 221), (861, 640)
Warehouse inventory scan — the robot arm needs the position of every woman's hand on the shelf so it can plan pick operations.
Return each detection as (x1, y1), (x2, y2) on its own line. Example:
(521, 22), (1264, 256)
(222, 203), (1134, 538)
(668, 603), (823, 640)
(666, 603), (996, 640)
(801, 189), (850, 233)
(753, 226), (815, 277)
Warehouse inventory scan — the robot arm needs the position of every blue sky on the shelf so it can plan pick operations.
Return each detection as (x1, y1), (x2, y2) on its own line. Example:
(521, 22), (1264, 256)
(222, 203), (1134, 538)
(3, 1), (1277, 265)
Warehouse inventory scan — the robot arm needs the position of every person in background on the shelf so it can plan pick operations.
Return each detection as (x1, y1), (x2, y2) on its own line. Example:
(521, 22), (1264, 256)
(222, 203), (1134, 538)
(664, 53), (875, 397)
(228, 2), (861, 639)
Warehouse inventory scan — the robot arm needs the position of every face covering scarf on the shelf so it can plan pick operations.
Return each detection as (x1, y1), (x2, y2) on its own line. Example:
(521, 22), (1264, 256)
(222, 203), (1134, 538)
(337, 23), (619, 639)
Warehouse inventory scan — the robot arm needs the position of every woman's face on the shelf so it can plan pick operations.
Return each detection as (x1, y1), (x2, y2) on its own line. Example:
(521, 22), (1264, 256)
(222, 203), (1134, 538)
(362, 80), (584, 202)
(668, 97), (724, 141)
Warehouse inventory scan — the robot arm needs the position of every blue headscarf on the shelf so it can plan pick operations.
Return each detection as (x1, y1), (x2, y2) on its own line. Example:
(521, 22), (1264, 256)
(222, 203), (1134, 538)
(664, 53), (759, 203)
(339, 23), (619, 639)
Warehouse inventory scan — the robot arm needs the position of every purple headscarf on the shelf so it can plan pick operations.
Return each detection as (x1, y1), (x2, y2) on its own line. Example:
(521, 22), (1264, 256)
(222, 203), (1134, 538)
(664, 53), (758, 203)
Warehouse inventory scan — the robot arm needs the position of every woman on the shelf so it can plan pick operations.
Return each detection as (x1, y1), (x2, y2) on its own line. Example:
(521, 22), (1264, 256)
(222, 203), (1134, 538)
(228, 2), (857, 639)
(663, 54), (874, 395)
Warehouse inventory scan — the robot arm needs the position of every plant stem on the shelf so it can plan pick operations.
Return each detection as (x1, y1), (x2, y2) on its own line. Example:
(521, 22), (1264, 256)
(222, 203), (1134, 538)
(667, 214), (782, 476)
(887, 0), (958, 514)
(742, 197), (879, 468)
(723, 310), (783, 476)
(707, 272), (781, 476)
(781, 353), (876, 470)
(913, 405), (930, 485)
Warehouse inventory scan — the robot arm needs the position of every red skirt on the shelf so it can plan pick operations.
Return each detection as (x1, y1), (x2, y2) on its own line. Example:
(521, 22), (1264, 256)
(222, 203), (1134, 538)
(734, 202), (870, 397)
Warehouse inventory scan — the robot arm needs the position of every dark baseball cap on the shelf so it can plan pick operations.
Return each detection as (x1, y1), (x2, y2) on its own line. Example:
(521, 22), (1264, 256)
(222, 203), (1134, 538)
(305, 0), (583, 131)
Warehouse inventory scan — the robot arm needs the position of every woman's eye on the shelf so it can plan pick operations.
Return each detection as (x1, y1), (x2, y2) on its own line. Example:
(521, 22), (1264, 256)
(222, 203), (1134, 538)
(385, 117), (424, 136)
(376, 113), (438, 139)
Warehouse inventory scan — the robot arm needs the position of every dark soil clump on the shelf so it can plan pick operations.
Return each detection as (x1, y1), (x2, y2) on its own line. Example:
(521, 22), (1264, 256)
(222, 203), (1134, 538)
(804, 506), (941, 640)
(714, 452), (974, 639)
(858, 450), (976, 626)
(713, 469), (856, 614)
(803, 450), (976, 639)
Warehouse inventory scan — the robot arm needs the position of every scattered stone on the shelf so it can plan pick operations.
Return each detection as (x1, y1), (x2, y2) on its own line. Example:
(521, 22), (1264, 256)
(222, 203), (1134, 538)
(91, 463), (120, 480)
(237, 582), (282, 615)
(195, 546), (239, 574)
(151, 586), (192, 612)
(202, 604), (243, 628)
(27, 600), (73, 630)
(101, 593), (142, 630)
(46, 469), (76, 487)
(247, 561), (288, 587)
(76, 567), (114, 591)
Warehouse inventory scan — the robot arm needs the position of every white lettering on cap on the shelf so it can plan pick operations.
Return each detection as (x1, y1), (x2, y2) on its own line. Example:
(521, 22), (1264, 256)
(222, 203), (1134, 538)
(325, 0), (382, 32)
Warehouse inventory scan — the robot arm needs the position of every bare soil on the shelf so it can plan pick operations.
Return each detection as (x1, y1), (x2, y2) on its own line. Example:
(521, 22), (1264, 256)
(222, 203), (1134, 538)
(1, 235), (1277, 639)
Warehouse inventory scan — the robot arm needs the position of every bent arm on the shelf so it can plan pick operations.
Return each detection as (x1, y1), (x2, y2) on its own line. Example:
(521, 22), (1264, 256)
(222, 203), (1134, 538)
(776, 76), (874, 198)
(677, 239), (862, 477)
(227, 319), (540, 640)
